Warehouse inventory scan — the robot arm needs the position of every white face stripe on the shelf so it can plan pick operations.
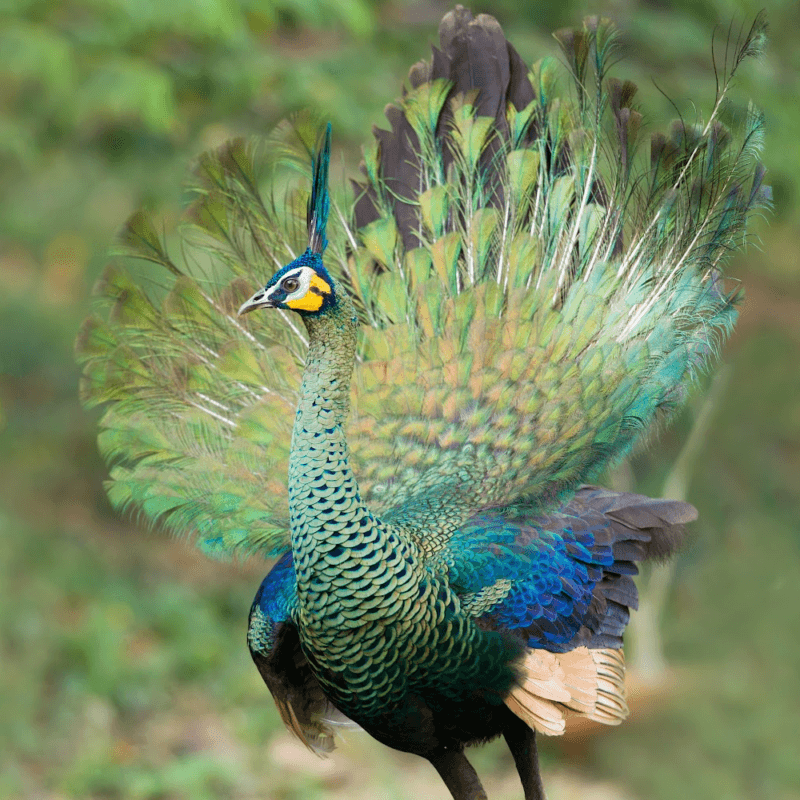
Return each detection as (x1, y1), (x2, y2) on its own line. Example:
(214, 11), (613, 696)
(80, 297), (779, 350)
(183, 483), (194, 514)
(264, 266), (315, 304)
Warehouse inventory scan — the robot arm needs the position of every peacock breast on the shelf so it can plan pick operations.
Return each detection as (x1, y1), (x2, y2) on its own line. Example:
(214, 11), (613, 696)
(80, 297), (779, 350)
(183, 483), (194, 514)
(292, 532), (521, 722)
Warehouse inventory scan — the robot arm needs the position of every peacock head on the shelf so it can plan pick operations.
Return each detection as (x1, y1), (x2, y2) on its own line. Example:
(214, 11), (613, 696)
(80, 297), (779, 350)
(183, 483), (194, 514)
(238, 253), (337, 318)
(239, 123), (337, 320)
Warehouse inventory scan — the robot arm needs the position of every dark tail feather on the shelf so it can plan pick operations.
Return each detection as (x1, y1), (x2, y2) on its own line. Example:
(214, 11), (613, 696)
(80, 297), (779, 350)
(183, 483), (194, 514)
(574, 486), (695, 563)
(560, 486), (694, 650)
(353, 6), (535, 248)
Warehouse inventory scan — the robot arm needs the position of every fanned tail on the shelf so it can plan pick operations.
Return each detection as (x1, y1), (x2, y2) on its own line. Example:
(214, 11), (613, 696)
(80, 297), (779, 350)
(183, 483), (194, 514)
(75, 139), (313, 558)
(353, 7), (536, 250)
(76, 8), (768, 560)
(344, 7), (768, 527)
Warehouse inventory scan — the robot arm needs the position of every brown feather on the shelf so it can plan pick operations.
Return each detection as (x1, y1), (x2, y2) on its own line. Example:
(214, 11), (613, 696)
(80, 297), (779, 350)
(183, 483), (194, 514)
(505, 647), (629, 735)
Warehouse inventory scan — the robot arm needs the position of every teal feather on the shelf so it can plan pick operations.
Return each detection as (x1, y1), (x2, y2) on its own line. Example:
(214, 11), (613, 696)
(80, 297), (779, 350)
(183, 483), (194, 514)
(77, 7), (768, 798)
(307, 122), (331, 254)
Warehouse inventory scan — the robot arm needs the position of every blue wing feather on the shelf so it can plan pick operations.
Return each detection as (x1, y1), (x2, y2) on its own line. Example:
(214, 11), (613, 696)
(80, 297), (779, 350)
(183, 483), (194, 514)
(248, 552), (354, 754)
(444, 487), (693, 652)
(249, 550), (296, 650)
(254, 491), (690, 658)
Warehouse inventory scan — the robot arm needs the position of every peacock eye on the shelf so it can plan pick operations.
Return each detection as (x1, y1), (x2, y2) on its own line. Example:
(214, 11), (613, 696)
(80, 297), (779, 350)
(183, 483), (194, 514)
(281, 277), (300, 293)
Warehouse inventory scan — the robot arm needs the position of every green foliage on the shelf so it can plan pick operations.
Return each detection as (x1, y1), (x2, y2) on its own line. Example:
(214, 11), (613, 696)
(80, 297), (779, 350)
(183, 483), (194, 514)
(0, 512), (275, 798)
(0, 0), (384, 251)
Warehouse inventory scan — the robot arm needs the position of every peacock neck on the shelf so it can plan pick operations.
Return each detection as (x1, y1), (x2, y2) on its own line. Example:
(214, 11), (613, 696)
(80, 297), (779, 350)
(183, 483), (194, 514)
(289, 294), (374, 576)
(296, 294), (359, 428)
(287, 287), (421, 649)
(288, 292), (360, 523)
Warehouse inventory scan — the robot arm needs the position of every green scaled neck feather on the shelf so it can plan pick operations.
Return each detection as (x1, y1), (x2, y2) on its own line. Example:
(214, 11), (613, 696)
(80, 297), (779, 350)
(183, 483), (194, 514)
(288, 289), (412, 712)
(286, 286), (403, 631)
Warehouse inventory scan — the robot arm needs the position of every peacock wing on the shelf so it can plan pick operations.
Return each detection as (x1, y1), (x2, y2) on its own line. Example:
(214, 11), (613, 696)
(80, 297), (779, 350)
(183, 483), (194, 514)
(437, 486), (695, 651)
(248, 552), (358, 753)
(435, 486), (695, 735)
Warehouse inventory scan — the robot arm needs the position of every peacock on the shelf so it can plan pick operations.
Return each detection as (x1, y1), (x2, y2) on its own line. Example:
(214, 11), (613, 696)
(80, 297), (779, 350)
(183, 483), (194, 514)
(77, 7), (768, 799)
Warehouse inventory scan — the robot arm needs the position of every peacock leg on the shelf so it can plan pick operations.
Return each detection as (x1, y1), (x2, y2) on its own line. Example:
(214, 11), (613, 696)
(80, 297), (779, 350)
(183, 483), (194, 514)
(503, 715), (547, 800)
(428, 750), (488, 800)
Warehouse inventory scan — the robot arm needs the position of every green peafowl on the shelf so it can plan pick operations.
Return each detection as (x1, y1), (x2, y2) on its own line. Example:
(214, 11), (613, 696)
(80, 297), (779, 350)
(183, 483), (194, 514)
(77, 7), (768, 799)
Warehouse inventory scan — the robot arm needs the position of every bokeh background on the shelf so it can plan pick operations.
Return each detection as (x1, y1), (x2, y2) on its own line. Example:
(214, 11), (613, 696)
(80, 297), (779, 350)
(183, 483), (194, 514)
(2, 0), (799, 798)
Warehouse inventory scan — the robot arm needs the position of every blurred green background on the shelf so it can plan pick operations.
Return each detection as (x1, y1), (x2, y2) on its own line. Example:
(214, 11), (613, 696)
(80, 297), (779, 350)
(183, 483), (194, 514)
(1, 0), (798, 798)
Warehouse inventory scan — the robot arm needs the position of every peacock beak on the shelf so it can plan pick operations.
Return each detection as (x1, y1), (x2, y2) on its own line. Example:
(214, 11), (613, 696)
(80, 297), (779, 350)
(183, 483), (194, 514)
(238, 289), (274, 316)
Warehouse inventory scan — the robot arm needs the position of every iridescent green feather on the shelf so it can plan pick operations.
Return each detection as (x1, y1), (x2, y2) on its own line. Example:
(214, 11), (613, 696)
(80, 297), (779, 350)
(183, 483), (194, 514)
(77, 15), (768, 559)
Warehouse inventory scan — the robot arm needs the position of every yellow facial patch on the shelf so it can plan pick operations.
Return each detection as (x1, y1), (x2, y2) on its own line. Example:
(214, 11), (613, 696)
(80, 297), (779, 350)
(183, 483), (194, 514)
(286, 274), (331, 312)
